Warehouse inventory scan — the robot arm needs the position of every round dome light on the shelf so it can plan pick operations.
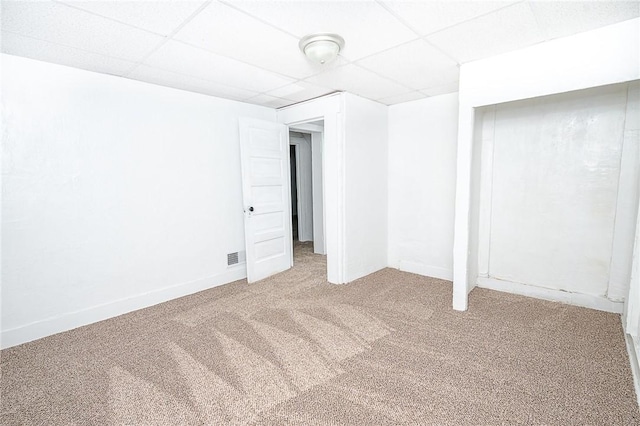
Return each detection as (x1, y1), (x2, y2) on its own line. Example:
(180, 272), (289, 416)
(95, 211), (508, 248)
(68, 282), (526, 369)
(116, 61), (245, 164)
(299, 34), (345, 65)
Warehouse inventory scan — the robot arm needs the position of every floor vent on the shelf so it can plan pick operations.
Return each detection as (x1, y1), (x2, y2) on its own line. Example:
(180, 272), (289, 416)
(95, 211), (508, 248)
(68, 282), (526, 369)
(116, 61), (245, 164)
(227, 251), (246, 267)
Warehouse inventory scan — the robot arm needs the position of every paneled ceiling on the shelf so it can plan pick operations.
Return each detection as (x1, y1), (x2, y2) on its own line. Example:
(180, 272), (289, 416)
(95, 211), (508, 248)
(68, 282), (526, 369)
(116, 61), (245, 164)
(2, 1), (639, 108)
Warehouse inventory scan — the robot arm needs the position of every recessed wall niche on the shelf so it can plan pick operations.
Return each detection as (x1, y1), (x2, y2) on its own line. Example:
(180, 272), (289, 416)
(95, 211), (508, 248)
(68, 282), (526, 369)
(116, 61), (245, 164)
(471, 82), (639, 308)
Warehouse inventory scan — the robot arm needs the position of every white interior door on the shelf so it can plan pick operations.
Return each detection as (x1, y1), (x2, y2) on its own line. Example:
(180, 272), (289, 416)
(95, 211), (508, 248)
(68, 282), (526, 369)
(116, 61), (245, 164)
(239, 118), (293, 283)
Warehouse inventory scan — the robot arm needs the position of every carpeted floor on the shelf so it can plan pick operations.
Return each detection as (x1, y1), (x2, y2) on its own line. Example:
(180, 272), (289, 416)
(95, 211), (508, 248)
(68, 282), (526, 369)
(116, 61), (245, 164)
(1, 242), (639, 425)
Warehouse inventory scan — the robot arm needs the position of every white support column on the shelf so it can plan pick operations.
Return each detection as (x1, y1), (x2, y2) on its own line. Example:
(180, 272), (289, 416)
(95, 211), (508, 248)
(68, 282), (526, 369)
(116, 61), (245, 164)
(626, 195), (640, 338)
(452, 105), (476, 311)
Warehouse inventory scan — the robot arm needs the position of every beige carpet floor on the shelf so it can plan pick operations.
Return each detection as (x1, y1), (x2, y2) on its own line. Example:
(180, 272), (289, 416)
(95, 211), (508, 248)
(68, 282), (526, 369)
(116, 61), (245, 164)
(1, 242), (639, 425)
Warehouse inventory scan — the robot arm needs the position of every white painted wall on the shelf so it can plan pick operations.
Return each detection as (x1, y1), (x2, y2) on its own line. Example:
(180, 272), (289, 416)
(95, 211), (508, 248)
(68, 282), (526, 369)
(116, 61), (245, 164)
(388, 93), (458, 281)
(627, 183), (640, 341)
(1, 54), (275, 348)
(625, 170), (640, 407)
(343, 93), (388, 282)
(610, 81), (640, 301)
(626, 82), (640, 341)
(477, 85), (636, 304)
(453, 18), (640, 310)
(0, 45), (3, 343)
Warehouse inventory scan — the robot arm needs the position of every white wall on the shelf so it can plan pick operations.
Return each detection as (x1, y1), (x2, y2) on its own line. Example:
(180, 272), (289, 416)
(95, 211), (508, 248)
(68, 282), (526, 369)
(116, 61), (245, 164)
(477, 84), (637, 305)
(625, 172), (640, 406)
(343, 93), (388, 282)
(628, 182), (640, 341)
(388, 93), (458, 281)
(1, 54), (275, 348)
(453, 17), (640, 310)
(610, 81), (640, 301)
(625, 83), (640, 390)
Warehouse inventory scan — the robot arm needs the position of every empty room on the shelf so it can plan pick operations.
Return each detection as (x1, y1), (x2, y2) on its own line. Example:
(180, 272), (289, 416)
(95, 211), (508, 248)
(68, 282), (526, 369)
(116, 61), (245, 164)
(1, 0), (640, 424)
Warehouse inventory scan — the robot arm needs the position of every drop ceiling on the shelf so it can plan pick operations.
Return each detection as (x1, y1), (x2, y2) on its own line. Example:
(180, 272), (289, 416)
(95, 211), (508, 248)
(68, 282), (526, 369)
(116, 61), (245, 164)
(1, 0), (638, 108)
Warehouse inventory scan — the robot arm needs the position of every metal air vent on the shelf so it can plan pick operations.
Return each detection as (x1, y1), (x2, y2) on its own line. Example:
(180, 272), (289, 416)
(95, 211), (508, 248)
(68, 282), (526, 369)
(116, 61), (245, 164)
(227, 251), (246, 267)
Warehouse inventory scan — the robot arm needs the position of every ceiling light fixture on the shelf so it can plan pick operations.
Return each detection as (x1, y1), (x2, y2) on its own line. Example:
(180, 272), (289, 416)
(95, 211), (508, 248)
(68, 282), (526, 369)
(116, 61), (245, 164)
(299, 33), (345, 65)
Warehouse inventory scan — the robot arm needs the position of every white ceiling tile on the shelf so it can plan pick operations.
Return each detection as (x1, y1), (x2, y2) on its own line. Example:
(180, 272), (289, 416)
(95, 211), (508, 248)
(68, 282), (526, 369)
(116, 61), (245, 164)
(529, 0), (640, 41)
(1, 31), (137, 76)
(421, 81), (459, 97)
(304, 64), (411, 100)
(128, 64), (258, 100)
(59, 0), (208, 36)
(174, 1), (346, 79)
(357, 39), (459, 90)
(245, 94), (292, 108)
(426, 2), (544, 64)
(222, 0), (418, 60)
(380, 0), (518, 35)
(3, 0), (634, 108)
(1, 1), (165, 62)
(266, 81), (334, 102)
(142, 40), (294, 93)
(377, 91), (427, 105)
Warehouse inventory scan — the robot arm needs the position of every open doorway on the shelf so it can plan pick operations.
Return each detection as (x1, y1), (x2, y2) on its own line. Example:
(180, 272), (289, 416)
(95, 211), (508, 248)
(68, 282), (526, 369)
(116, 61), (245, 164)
(289, 144), (299, 241)
(239, 110), (332, 284)
(289, 121), (325, 261)
(277, 94), (343, 284)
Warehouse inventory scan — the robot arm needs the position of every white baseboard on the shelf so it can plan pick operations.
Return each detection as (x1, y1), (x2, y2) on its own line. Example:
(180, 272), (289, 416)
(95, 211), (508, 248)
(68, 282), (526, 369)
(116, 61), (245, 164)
(476, 277), (624, 314)
(398, 260), (453, 282)
(625, 333), (640, 410)
(1, 267), (247, 349)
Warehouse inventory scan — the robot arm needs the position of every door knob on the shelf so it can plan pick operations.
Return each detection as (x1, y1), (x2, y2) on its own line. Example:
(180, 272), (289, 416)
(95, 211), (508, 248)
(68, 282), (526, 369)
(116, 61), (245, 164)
(249, 206), (254, 212)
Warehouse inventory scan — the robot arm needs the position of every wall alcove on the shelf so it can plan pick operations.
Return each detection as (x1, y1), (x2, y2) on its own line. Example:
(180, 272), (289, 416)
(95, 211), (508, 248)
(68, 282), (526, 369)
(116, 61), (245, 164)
(469, 82), (639, 312)
(452, 18), (640, 311)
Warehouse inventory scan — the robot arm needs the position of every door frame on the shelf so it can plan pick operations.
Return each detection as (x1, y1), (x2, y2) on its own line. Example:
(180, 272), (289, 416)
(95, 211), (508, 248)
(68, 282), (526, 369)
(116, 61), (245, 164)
(277, 93), (346, 284)
(288, 135), (313, 243)
(289, 125), (325, 254)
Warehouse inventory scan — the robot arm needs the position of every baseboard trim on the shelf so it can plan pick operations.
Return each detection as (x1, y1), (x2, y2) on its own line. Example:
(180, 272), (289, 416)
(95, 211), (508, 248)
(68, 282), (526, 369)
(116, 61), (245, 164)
(1, 267), (247, 349)
(398, 261), (453, 282)
(476, 277), (624, 314)
(625, 333), (640, 410)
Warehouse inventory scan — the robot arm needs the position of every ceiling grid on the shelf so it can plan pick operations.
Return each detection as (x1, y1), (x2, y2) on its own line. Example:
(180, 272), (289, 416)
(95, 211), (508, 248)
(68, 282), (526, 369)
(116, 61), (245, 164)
(1, 0), (638, 107)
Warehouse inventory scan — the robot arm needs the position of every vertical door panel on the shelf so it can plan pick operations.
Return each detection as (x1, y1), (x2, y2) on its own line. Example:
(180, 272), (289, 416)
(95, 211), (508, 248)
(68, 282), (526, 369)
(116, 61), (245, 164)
(239, 119), (292, 282)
